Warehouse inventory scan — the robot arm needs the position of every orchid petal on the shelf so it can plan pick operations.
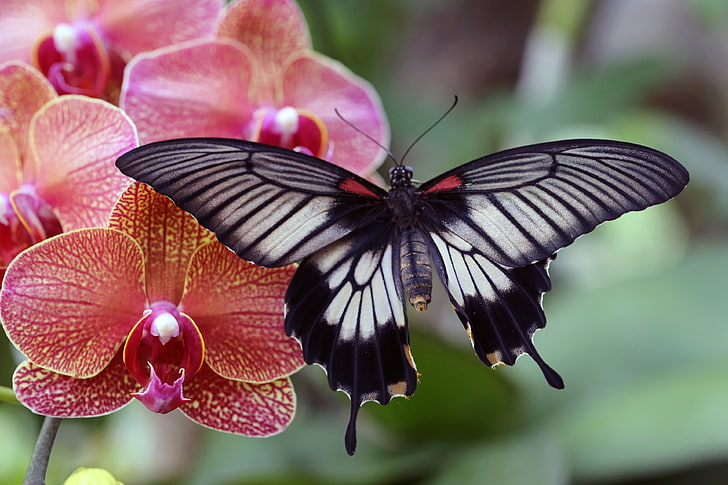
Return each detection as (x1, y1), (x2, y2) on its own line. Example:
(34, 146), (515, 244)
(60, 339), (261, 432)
(120, 39), (256, 144)
(0, 129), (21, 192)
(0, 62), (57, 157)
(0, 2), (67, 64)
(217, 0), (310, 94)
(28, 95), (137, 229)
(0, 228), (146, 377)
(181, 364), (295, 437)
(13, 353), (137, 417)
(282, 52), (389, 176)
(108, 183), (216, 305)
(182, 241), (304, 382)
(95, 0), (224, 58)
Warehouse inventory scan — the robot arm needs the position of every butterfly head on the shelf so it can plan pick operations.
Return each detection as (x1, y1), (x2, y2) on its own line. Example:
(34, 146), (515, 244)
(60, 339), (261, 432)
(388, 165), (414, 189)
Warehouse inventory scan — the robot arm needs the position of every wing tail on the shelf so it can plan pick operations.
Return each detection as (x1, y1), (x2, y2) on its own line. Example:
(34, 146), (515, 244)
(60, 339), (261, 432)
(426, 229), (564, 388)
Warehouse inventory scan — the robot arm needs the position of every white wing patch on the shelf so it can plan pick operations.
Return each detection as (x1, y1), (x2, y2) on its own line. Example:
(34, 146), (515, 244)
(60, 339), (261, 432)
(430, 231), (515, 304)
(320, 245), (402, 341)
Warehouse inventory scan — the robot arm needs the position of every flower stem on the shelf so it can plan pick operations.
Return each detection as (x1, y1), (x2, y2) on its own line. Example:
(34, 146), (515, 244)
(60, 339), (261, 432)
(0, 385), (19, 404)
(23, 417), (62, 485)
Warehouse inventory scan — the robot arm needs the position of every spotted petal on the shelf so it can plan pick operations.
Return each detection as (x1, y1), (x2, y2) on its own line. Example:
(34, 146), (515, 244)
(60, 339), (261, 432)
(0, 228), (146, 377)
(109, 182), (216, 305)
(180, 364), (295, 437)
(29, 95), (137, 230)
(13, 352), (138, 416)
(182, 240), (304, 383)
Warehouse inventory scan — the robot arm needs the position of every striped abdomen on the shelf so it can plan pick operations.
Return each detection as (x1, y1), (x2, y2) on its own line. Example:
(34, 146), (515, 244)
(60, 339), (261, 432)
(400, 228), (432, 311)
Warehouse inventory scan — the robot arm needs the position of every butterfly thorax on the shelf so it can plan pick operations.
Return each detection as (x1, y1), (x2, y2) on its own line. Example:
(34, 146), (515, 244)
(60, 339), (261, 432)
(387, 166), (433, 311)
(387, 165), (420, 227)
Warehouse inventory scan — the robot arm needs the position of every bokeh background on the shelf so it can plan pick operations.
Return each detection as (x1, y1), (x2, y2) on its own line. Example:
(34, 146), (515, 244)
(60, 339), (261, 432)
(2, 0), (727, 483)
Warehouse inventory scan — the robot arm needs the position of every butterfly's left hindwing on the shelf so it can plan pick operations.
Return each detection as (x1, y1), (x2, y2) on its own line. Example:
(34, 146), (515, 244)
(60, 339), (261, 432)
(423, 225), (563, 388)
(284, 222), (416, 455)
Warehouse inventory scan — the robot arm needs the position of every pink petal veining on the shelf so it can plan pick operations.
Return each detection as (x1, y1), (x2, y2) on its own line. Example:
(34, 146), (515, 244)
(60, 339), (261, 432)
(29, 96), (137, 229)
(120, 39), (256, 143)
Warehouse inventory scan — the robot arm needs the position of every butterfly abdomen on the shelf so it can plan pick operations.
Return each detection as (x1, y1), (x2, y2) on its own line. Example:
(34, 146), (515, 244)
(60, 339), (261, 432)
(400, 227), (433, 311)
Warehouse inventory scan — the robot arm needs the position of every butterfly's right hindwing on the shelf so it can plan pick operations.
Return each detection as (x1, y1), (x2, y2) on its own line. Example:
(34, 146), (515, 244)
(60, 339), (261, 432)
(115, 138), (389, 267)
(284, 222), (416, 455)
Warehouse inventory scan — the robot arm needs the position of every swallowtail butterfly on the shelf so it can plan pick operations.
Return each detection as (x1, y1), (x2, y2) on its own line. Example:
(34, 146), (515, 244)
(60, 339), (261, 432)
(116, 137), (688, 454)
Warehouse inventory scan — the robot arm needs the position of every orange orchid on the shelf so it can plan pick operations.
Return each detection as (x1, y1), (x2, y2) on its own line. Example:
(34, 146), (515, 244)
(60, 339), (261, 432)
(1, 182), (303, 436)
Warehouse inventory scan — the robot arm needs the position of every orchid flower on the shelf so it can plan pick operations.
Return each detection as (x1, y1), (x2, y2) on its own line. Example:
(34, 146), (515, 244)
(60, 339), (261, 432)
(121, 0), (389, 177)
(1, 182), (303, 436)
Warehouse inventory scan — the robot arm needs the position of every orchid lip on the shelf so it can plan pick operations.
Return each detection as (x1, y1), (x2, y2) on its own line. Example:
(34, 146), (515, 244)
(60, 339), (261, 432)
(254, 106), (329, 159)
(133, 365), (190, 414)
(123, 302), (205, 413)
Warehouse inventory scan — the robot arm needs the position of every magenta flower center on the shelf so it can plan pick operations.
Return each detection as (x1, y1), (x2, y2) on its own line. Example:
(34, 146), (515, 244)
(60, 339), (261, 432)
(254, 106), (330, 159)
(35, 22), (124, 99)
(1, 190), (62, 271)
(123, 302), (205, 413)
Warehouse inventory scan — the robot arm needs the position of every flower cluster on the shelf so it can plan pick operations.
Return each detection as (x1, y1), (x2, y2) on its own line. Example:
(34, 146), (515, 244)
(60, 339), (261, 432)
(0, 0), (388, 442)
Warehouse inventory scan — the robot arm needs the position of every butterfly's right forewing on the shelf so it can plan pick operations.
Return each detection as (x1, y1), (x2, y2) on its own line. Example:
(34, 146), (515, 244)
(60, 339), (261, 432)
(115, 138), (389, 267)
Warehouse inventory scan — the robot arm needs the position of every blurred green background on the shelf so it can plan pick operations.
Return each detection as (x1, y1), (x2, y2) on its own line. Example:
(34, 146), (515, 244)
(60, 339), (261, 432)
(2, 0), (727, 483)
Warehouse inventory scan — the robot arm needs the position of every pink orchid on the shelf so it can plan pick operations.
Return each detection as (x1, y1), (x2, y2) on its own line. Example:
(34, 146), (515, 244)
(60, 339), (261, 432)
(0, 61), (137, 279)
(0, 0), (223, 101)
(1, 182), (303, 436)
(121, 0), (389, 177)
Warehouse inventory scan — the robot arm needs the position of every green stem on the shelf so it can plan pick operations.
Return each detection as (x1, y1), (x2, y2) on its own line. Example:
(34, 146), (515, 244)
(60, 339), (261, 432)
(0, 385), (19, 404)
(23, 417), (62, 485)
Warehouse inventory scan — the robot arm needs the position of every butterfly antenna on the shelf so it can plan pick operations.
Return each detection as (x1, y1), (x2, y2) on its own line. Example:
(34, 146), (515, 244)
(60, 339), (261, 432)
(400, 95), (459, 165)
(334, 108), (398, 165)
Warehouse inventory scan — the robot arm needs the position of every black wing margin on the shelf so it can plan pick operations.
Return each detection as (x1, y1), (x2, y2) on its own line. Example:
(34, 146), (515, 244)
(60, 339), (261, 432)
(285, 222), (416, 455)
(423, 226), (563, 388)
(116, 138), (389, 267)
(418, 139), (689, 268)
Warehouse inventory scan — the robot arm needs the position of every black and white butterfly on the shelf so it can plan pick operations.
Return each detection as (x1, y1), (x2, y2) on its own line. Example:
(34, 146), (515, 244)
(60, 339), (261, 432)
(116, 137), (688, 454)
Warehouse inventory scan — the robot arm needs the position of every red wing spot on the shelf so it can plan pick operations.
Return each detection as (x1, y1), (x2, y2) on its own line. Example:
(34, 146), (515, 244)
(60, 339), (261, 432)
(422, 174), (464, 194)
(339, 178), (381, 199)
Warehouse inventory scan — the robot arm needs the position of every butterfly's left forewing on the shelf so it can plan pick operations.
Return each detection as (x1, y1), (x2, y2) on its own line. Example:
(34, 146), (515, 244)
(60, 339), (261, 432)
(115, 138), (389, 267)
(418, 140), (689, 268)
(284, 222), (416, 455)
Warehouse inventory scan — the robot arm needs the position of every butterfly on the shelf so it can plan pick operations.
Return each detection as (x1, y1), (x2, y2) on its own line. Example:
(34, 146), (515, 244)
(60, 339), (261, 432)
(116, 137), (688, 454)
